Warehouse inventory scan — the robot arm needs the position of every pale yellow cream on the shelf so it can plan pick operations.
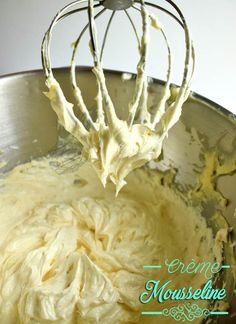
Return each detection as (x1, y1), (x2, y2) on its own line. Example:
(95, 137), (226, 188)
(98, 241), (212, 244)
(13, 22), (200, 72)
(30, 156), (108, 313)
(0, 156), (217, 323)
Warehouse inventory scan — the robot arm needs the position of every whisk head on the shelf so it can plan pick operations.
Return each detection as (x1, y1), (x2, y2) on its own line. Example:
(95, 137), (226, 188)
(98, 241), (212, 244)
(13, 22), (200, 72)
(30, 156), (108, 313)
(41, 0), (195, 194)
(102, 0), (134, 10)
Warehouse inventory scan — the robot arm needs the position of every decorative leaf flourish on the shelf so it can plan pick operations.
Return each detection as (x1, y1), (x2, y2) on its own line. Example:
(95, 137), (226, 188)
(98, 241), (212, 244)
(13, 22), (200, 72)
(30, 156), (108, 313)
(162, 303), (210, 322)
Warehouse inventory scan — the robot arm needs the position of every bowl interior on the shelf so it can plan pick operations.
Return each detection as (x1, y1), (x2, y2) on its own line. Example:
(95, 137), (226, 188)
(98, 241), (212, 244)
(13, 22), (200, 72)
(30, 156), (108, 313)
(0, 68), (235, 323)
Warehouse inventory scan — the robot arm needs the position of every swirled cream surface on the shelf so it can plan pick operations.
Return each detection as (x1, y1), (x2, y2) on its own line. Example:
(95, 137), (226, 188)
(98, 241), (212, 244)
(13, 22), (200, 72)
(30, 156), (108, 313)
(0, 156), (217, 324)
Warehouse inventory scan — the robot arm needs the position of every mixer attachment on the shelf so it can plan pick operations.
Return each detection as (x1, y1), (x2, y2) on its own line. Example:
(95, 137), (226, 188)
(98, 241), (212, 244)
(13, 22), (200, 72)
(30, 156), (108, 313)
(41, 0), (195, 194)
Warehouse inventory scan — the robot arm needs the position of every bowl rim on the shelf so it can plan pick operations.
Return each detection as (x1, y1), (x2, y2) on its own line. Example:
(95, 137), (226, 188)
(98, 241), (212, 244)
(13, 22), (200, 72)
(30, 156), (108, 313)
(0, 66), (235, 122)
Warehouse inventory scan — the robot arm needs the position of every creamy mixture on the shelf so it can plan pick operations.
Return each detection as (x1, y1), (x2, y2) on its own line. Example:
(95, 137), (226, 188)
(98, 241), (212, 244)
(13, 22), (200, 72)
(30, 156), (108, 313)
(0, 156), (217, 324)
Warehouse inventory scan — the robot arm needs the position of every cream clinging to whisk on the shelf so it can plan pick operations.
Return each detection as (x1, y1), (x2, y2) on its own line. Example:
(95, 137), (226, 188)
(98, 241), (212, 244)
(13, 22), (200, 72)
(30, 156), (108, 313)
(41, 0), (195, 195)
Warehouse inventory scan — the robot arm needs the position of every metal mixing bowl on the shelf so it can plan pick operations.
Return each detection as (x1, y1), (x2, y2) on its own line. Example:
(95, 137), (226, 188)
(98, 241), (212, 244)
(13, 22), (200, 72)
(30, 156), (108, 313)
(0, 68), (235, 323)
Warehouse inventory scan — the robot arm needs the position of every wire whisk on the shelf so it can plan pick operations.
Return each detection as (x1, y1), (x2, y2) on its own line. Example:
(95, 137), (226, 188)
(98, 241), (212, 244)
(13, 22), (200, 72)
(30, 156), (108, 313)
(41, 0), (195, 194)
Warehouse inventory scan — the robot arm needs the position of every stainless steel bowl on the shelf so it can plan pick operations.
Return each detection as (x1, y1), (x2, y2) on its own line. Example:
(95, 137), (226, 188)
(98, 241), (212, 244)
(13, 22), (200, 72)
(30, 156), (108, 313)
(0, 68), (235, 323)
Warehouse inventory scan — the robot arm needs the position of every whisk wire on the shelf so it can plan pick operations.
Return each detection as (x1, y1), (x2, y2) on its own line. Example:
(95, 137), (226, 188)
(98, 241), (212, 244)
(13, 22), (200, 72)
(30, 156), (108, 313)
(127, 1), (149, 127)
(141, 0), (196, 124)
(41, 0), (195, 155)
(70, 7), (106, 131)
(124, 9), (141, 48)
(100, 11), (116, 61)
(88, 0), (120, 128)
(131, 4), (172, 125)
